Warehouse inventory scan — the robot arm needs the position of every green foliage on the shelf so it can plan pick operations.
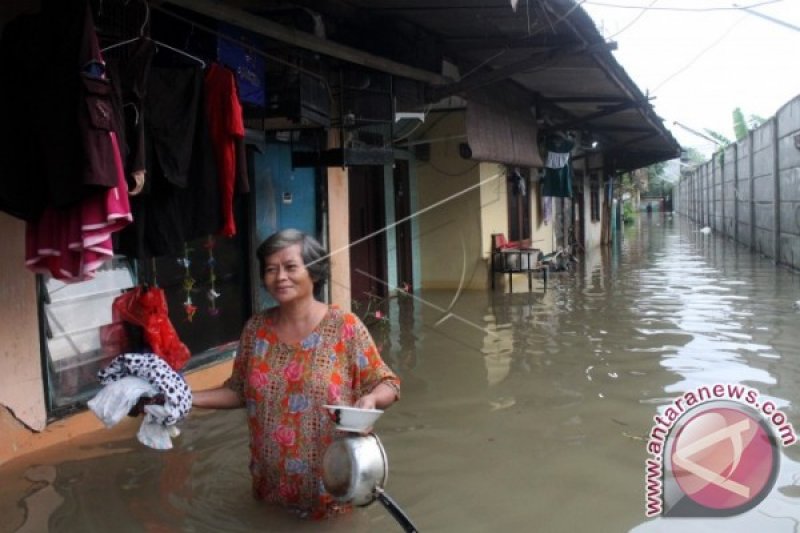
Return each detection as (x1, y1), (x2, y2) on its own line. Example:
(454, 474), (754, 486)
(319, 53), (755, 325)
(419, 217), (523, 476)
(648, 161), (667, 181)
(703, 128), (732, 148)
(619, 171), (637, 196)
(682, 147), (705, 165)
(623, 201), (637, 224)
(733, 107), (748, 141)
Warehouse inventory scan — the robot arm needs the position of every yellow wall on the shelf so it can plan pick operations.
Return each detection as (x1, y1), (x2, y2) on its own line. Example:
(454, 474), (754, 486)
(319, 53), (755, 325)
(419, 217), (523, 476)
(416, 112), (485, 290)
(415, 111), (558, 290)
(478, 162), (509, 259)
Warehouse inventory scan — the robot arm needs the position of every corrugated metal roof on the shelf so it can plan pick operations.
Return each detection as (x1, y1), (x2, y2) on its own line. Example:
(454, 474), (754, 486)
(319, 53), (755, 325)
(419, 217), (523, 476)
(336, 0), (681, 171)
(165, 0), (681, 171)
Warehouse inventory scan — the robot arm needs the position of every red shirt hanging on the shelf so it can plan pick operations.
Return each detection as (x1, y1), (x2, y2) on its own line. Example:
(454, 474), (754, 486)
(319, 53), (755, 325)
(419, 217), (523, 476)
(205, 63), (245, 238)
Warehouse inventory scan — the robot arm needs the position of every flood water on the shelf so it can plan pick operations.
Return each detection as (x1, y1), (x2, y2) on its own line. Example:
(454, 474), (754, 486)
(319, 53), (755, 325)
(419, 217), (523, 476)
(3, 214), (800, 532)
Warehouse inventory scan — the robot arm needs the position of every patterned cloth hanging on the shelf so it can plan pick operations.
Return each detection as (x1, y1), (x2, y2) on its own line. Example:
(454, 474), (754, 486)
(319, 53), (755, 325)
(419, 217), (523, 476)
(541, 134), (575, 198)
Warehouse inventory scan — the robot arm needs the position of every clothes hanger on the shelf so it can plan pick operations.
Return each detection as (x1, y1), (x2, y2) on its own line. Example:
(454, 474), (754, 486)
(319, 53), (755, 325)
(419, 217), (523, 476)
(101, 0), (206, 68)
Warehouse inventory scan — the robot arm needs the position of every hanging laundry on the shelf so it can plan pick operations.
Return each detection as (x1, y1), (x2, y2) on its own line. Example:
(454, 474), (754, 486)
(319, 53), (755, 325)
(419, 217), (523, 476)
(217, 22), (266, 109)
(18, 2), (132, 281)
(117, 63), (224, 259)
(24, 130), (132, 282)
(543, 196), (553, 225)
(205, 62), (245, 237)
(112, 286), (191, 371)
(0, 1), (122, 221)
(93, 354), (193, 450)
(541, 134), (575, 198)
(107, 38), (157, 196)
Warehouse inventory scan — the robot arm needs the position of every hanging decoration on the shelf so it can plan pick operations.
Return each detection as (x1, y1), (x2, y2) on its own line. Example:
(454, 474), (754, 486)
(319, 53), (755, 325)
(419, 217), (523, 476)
(205, 234), (221, 316)
(180, 243), (197, 322)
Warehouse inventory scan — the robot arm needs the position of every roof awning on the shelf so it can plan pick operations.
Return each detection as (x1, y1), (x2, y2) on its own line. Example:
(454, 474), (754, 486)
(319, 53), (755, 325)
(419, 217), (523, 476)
(466, 101), (543, 168)
(162, 0), (682, 172)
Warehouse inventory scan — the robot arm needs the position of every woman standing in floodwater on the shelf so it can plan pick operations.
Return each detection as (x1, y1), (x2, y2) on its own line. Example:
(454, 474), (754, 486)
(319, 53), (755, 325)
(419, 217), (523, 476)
(191, 229), (401, 519)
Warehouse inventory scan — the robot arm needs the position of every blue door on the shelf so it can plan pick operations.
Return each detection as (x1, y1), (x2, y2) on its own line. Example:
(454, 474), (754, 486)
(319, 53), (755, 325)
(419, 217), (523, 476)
(249, 137), (317, 309)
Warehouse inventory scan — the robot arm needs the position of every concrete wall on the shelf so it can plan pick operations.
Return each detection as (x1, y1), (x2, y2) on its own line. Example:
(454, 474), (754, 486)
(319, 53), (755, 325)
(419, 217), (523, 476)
(722, 144), (736, 237)
(416, 112), (485, 289)
(676, 93), (800, 270)
(736, 136), (753, 247)
(479, 161), (510, 259)
(0, 213), (46, 433)
(416, 111), (554, 290)
(777, 98), (800, 266)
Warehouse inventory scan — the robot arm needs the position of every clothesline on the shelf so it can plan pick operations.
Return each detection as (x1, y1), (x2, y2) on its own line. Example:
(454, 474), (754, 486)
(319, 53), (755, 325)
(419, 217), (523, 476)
(150, 4), (332, 94)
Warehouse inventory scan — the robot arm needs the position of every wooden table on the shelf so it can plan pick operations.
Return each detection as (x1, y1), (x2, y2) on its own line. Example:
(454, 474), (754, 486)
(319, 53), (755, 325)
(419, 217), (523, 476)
(491, 248), (548, 292)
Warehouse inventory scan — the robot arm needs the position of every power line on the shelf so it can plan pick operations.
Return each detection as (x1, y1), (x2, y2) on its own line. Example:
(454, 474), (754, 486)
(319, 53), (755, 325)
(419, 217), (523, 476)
(734, 4), (800, 32)
(605, 0), (660, 40)
(585, 0), (781, 12)
(672, 121), (724, 146)
(651, 14), (746, 92)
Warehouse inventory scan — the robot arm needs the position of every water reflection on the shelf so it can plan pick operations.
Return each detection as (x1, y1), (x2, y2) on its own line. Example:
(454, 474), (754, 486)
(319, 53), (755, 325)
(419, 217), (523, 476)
(3, 214), (800, 532)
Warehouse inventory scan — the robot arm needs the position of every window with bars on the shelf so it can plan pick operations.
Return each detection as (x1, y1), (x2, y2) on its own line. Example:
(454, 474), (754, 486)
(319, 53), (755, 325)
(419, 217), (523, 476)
(40, 222), (252, 416)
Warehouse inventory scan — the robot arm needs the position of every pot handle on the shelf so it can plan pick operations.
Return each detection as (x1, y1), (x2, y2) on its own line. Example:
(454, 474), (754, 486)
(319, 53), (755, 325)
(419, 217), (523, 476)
(375, 487), (419, 533)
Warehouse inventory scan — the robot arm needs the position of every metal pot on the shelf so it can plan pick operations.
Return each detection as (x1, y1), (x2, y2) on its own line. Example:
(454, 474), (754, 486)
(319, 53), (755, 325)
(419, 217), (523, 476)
(322, 433), (418, 532)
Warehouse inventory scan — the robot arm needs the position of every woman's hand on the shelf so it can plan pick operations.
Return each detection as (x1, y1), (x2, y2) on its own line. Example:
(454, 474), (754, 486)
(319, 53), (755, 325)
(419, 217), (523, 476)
(354, 381), (399, 410)
(354, 394), (377, 410)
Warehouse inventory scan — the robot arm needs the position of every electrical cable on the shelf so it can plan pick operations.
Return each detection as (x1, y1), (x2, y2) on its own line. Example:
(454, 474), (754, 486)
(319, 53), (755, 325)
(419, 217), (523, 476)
(458, 0), (588, 82)
(651, 14), (746, 92)
(585, 0), (781, 11)
(604, 0), (660, 40)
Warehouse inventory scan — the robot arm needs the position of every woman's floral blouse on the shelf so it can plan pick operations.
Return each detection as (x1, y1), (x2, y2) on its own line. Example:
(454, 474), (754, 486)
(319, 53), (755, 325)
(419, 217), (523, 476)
(226, 305), (400, 519)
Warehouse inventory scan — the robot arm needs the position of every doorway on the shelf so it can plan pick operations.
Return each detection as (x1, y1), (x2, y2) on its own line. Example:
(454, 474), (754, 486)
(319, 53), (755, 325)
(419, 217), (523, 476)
(348, 166), (387, 304)
(393, 160), (414, 292)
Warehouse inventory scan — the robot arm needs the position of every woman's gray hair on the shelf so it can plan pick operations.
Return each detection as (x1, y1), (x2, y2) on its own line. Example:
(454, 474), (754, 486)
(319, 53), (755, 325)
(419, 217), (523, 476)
(256, 229), (330, 284)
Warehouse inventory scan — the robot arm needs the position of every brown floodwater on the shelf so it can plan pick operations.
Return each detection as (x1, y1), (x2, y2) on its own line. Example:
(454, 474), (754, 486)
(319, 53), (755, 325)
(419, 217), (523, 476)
(3, 214), (800, 532)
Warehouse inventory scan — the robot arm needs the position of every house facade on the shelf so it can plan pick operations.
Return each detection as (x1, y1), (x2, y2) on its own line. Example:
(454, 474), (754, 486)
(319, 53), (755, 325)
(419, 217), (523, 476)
(0, 0), (679, 465)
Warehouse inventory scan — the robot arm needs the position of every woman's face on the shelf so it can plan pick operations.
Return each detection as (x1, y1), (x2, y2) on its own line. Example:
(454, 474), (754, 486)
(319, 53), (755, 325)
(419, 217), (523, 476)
(263, 243), (315, 304)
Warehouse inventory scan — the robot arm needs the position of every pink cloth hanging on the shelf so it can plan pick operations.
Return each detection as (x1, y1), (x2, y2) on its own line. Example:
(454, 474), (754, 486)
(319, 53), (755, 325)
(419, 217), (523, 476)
(26, 131), (132, 282)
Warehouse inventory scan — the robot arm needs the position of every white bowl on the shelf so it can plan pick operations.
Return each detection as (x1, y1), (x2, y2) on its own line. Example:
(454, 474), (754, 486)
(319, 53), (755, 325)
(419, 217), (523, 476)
(323, 404), (383, 432)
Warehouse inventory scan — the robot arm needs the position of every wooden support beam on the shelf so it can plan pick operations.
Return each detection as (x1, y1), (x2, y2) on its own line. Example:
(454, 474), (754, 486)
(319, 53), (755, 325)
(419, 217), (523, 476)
(163, 0), (447, 85)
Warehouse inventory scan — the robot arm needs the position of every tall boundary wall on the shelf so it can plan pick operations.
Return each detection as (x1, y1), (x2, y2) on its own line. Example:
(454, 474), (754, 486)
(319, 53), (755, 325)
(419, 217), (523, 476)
(675, 94), (800, 269)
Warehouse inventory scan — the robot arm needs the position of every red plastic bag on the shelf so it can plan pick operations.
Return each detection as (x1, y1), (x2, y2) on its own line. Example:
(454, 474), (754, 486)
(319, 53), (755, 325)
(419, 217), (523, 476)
(112, 287), (190, 371)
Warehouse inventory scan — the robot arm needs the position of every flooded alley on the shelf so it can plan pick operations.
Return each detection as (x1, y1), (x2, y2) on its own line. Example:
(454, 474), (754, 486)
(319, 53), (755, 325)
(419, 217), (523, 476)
(3, 214), (800, 533)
